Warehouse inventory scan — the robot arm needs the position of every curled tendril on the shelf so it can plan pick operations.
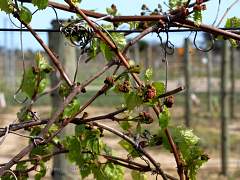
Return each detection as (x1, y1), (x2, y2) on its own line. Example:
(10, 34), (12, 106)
(60, 20), (94, 49)
(193, 31), (214, 52)
(156, 18), (174, 96)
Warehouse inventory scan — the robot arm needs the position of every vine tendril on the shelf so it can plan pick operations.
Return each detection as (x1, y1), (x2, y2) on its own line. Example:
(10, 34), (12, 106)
(193, 31), (214, 52)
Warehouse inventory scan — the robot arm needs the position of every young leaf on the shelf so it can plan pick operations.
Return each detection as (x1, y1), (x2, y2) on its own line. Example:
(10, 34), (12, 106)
(16, 162), (29, 180)
(120, 121), (132, 131)
(32, 0), (48, 10)
(19, 6), (32, 24)
(35, 161), (47, 180)
(162, 126), (208, 180)
(131, 170), (147, 180)
(35, 52), (53, 73)
(193, 9), (202, 26)
(17, 106), (32, 122)
(21, 68), (37, 98)
(118, 140), (140, 158)
(158, 105), (170, 129)
(152, 81), (165, 96)
(0, 0), (13, 14)
(144, 68), (153, 82)
(71, 0), (82, 5)
(106, 4), (117, 16)
(225, 17), (240, 47)
(111, 33), (126, 50)
(62, 98), (81, 119)
(124, 92), (142, 110)
(100, 41), (114, 61)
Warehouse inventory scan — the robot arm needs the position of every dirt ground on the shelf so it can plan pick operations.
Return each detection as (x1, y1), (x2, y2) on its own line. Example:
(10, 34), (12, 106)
(0, 106), (240, 180)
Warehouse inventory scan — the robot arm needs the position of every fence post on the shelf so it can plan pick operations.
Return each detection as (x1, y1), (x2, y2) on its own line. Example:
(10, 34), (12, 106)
(49, 20), (77, 179)
(134, 43), (140, 64)
(184, 38), (191, 127)
(207, 51), (212, 116)
(230, 46), (235, 119)
(220, 40), (229, 176)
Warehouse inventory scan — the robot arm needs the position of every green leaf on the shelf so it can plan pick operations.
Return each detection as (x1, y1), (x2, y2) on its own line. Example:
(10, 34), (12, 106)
(35, 52), (53, 73)
(193, 10), (202, 26)
(169, 0), (187, 9)
(32, 0), (48, 10)
(106, 4), (117, 16)
(17, 106), (32, 122)
(158, 105), (170, 129)
(21, 53), (52, 98)
(124, 92), (142, 110)
(0, 0), (13, 14)
(225, 17), (240, 47)
(100, 41), (114, 61)
(144, 68), (153, 82)
(111, 33), (126, 50)
(152, 81), (165, 96)
(21, 68), (36, 98)
(120, 121), (132, 131)
(100, 163), (124, 180)
(35, 161), (46, 180)
(19, 6), (32, 24)
(62, 98), (81, 119)
(131, 170), (147, 180)
(118, 140), (140, 158)
(71, 0), (82, 5)
(162, 126), (208, 180)
(59, 82), (71, 97)
(16, 162), (29, 180)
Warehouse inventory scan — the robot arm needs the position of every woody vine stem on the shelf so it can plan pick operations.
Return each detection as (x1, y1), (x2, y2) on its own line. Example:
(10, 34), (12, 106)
(0, 0), (240, 180)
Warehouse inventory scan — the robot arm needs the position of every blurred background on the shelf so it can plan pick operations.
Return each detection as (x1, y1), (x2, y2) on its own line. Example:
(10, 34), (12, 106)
(0, 0), (240, 179)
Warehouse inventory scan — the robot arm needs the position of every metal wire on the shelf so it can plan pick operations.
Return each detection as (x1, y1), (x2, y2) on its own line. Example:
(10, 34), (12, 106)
(1, 27), (240, 33)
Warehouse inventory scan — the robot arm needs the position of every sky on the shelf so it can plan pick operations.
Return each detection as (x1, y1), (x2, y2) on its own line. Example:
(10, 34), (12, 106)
(0, 0), (240, 51)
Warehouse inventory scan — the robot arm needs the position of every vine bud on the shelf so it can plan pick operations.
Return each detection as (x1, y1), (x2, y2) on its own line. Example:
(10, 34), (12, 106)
(164, 96), (174, 108)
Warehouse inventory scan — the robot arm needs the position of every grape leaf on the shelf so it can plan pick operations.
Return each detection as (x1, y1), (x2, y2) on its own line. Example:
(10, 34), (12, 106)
(131, 170), (147, 180)
(124, 92), (142, 110)
(62, 98), (81, 119)
(0, 0), (13, 14)
(152, 81), (165, 96)
(16, 162), (29, 180)
(162, 126), (208, 180)
(35, 161), (46, 180)
(32, 0), (48, 10)
(193, 9), (202, 26)
(144, 68), (153, 82)
(118, 140), (140, 158)
(19, 6), (32, 24)
(71, 0), (82, 5)
(158, 105), (170, 129)
(100, 41), (114, 61)
(225, 17), (240, 47)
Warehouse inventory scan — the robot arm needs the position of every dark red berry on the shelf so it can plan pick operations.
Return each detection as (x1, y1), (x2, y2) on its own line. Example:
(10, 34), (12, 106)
(144, 85), (157, 100)
(139, 111), (154, 124)
(164, 96), (174, 108)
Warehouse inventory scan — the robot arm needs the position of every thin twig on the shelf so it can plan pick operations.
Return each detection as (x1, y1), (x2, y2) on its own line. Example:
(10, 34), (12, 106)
(90, 122), (168, 180)
(15, 16), (73, 86)
(123, 25), (158, 54)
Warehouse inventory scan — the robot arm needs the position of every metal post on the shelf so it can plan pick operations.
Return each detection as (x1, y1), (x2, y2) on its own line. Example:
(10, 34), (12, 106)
(207, 51), (212, 116)
(220, 40), (229, 176)
(134, 43), (140, 64)
(49, 20), (77, 180)
(184, 38), (191, 127)
(230, 46), (235, 119)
